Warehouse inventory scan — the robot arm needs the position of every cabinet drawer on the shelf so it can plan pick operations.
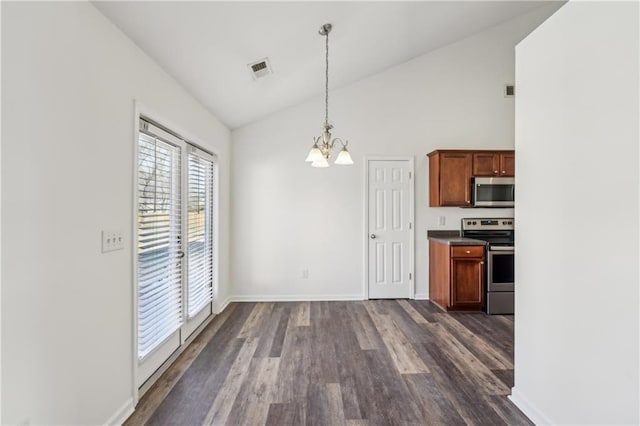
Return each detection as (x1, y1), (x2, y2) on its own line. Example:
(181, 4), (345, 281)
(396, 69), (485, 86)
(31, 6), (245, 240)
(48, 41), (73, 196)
(451, 246), (484, 258)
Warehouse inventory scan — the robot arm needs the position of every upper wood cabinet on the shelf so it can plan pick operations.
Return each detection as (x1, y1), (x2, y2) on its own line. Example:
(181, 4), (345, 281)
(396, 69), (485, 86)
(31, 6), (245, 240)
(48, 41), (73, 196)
(429, 151), (472, 207)
(428, 149), (515, 207)
(501, 152), (515, 176)
(473, 152), (515, 177)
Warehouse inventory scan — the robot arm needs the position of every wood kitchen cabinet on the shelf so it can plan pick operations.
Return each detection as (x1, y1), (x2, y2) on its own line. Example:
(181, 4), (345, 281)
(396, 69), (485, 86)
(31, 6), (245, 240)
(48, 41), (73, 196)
(428, 149), (515, 207)
(428, 150), (473, 207)
(473, 151), (515, 177)
(429, 240), (485, 311)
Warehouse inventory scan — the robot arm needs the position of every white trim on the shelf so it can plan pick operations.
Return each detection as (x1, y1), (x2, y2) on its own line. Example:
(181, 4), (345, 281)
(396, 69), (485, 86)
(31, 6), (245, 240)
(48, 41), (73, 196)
(363, 156), (415, 300)
(103, 398), (134, 426)
(509, 388), (550, 426)
(228, 294), (365, 302)
(414, 293), (430, 300)
(131, 102), (141, 404)
(215, 295), (234, 314)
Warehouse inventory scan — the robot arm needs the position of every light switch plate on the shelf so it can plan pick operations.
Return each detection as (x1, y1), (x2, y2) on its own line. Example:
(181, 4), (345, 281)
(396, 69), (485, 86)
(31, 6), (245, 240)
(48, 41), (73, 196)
(102, 230), (124, 253)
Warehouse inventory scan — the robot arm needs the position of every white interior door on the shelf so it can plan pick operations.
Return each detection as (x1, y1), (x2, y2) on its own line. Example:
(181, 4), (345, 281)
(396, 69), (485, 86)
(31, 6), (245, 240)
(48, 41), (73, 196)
(367, 159), (414, 299)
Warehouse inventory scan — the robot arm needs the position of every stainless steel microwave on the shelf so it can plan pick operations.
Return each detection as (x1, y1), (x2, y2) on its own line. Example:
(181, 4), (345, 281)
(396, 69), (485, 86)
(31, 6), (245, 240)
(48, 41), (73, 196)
(472, 177), (515, 207)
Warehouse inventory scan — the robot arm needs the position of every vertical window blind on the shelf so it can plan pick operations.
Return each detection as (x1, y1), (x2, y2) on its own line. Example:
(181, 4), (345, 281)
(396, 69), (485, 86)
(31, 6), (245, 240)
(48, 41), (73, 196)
(187, 151), (215, 318)
(137, 131), (183, 360)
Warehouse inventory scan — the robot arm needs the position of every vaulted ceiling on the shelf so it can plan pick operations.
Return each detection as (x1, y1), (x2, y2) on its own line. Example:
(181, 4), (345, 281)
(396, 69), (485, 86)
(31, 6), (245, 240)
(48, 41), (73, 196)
(94, 1), (553, 129)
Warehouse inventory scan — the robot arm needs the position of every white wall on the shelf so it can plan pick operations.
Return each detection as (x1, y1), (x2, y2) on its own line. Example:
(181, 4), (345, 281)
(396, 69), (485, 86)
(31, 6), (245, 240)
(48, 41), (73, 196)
(230, 5), (560, 300)
(1, 2), (231, 425)
(512, 1), (639, 424)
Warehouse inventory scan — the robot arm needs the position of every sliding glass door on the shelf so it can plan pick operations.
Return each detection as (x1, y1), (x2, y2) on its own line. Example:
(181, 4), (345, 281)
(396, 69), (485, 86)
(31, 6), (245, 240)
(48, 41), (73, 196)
(136, 118), (217, 388)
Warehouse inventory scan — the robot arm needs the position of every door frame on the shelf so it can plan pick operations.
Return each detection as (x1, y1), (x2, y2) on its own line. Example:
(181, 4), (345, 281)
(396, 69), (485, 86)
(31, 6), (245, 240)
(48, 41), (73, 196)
(132, 101), (219, 403)
(363, 156), (415, 299)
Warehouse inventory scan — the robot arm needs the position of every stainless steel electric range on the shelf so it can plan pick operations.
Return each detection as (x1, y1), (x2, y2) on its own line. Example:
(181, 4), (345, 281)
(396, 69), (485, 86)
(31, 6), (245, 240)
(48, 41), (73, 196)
(461, 218), (514, 315)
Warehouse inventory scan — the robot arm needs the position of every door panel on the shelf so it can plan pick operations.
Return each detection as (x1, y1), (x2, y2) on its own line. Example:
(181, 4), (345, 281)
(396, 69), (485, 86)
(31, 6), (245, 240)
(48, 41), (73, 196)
(392, 189), (402, 230)
(136, 130), (184, 387)
(501, 153), (515, 176)
(392, 242), (403, 283)
(182, 148), (215, 340)
(375, 190), (385, 230)
(376, 243), (386, 283)
(473, 152), (500, 176)
(439, 153), (472, 206)
(451, 258), (483, 306)
(368, 160), (413, 299)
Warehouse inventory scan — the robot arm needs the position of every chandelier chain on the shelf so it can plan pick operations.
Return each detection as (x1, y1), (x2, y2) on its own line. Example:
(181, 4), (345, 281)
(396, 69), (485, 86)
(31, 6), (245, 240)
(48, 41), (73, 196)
(324, 28), (329, 126)
(305, 23), (353, 167)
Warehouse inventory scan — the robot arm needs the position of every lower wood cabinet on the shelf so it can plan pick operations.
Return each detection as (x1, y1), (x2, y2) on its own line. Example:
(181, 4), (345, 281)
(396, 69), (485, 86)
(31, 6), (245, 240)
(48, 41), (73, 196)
(429, 240), (485, 311)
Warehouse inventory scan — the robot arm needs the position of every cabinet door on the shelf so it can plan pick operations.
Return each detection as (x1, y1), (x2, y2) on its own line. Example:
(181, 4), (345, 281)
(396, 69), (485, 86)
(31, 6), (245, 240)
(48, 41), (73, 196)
(473, 152), (500, 176)
(500, 153), (515, 177)
(439, 153), (472, 206)
(451, 257), (484, 308)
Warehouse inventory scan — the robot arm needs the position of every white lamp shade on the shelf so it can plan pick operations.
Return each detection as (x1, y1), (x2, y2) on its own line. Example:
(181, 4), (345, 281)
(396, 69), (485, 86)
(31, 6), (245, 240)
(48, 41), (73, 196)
(334, 148), (354, 165)
(305, 145), (324, 162)
(311, 157), (330, 168)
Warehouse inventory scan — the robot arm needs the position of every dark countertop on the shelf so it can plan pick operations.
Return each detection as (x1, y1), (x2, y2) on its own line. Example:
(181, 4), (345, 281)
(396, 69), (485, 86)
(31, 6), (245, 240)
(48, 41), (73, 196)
(427, 230), (487, 246)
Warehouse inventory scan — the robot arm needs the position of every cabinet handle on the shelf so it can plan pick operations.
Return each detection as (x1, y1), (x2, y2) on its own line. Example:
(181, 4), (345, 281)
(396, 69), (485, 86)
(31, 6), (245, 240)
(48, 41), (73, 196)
(465, 250), (471, 254)
(480, 261), (484, 265)
(502, 171), (506, 174)
(493, 170), (498, 174)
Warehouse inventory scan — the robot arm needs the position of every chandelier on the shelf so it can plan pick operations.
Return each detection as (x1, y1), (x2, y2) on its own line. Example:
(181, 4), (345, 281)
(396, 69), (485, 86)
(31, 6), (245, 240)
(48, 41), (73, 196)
(305, 23), (353, 168)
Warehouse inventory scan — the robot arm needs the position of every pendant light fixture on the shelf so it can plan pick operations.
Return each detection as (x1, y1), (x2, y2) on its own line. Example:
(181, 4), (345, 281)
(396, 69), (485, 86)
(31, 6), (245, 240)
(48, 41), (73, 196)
(305, 23), (353, 168)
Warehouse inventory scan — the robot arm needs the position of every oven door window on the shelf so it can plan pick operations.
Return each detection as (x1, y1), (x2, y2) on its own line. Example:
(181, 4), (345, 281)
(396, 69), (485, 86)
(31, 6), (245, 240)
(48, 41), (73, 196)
(490, 252), (514, 284)
(487, 250), (514, 293)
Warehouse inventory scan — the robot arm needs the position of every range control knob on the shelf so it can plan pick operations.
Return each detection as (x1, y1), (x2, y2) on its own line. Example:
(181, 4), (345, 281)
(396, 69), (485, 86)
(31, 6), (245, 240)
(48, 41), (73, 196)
(473, 221), (477, 225)
(467, 221), (472, 225)
(508, 221), (513, 225)
(502, 221), (507, 225)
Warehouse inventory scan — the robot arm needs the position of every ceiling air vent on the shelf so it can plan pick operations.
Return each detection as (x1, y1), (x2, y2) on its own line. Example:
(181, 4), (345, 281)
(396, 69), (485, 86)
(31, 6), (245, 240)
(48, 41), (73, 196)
(248, 57), (273, 80)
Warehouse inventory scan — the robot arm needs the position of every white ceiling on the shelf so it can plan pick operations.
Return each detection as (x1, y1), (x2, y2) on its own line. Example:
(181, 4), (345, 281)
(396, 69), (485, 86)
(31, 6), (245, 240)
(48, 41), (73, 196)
(94, 1), (551, 129)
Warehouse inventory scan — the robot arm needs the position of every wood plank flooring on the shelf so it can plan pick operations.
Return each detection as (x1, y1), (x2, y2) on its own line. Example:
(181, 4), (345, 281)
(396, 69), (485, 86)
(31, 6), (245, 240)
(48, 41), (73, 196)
(125, 300), (531, 426)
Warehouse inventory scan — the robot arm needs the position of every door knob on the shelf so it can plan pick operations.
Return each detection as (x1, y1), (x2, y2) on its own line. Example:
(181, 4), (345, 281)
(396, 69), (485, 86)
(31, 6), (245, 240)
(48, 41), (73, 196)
(370, 234), (376, 239)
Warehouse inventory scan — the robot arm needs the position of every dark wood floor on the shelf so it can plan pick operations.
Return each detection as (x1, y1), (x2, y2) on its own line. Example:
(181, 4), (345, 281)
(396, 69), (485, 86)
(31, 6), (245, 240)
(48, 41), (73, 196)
(125, 300), (531, 426)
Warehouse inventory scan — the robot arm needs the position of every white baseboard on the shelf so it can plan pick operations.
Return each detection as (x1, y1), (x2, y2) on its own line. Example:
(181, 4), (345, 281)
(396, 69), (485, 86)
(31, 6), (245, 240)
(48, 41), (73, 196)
(227, 294), (365, 302)
(414, 293), (430, 300)
(104, 397), (134, 426)
(509, 387), (551, 425)
(215, 295), (233, 314)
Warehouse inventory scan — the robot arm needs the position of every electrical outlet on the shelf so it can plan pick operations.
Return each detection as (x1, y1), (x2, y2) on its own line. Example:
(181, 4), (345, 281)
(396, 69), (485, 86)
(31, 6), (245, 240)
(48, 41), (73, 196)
(302, 269), (309, 279)
(102, 230), (124, 253)
(438, 216), (446, 226)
